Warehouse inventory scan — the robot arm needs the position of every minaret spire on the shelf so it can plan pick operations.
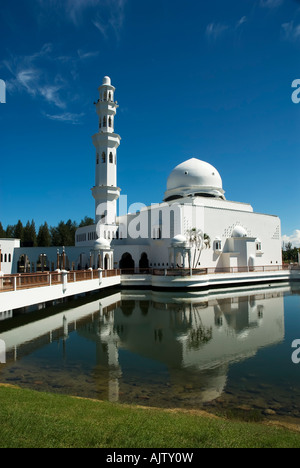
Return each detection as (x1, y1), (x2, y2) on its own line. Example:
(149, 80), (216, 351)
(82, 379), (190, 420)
(92, 76), (121, 230)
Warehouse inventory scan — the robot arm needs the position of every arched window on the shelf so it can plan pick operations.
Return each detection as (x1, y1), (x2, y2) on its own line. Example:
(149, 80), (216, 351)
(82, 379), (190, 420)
(102, 152), (106, 163)
(96, 153), (99, 165)
(99, 119), (101, 128)
(108, 92), (112, 101)
(103, 116), (106, 127)
(108, 117), (112, 127)
(8, 254), (11, 263)
(109, 152), (113, 163)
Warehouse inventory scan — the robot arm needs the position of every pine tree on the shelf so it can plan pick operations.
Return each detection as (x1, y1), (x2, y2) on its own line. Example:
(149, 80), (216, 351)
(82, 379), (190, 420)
(0, 222), (6, 238)
(23, 220), (37, 246)
(30, 220), (37, 246)
(37, 222), (52, 247)
(14, 220), (24, 242)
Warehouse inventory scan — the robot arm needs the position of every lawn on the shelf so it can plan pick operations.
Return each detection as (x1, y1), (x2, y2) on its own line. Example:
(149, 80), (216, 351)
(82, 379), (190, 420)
(0, 384), (299, 448)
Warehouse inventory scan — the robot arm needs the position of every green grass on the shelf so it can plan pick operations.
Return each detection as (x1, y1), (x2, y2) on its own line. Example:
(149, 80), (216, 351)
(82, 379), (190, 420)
(0, 385), (300, 448)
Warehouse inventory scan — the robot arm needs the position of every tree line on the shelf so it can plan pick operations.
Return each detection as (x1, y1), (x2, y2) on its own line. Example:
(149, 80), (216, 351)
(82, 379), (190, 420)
(0, 217), (94, 247)
(282, 242), (300, 263)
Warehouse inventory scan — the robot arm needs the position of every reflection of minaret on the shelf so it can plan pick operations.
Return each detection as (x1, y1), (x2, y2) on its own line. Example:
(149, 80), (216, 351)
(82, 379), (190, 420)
(62, 315), (69, 359)
(99, 303), (122, 402)
(92, 76), (121, 226)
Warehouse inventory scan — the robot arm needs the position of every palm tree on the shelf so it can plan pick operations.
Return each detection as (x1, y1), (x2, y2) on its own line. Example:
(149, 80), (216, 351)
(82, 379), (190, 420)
(186, 228), (204, 268)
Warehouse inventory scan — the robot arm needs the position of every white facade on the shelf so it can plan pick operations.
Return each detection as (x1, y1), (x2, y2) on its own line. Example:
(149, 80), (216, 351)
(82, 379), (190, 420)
(0, 239), (21, 275)
(75, 77), (282, 272)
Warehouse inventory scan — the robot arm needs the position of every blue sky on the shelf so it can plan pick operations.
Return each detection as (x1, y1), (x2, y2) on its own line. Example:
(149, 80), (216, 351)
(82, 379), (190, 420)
(0, 0), (300, 246)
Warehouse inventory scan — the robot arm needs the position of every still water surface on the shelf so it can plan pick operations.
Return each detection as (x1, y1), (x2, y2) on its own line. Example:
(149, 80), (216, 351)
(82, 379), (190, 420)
(0, 283), (300, 424)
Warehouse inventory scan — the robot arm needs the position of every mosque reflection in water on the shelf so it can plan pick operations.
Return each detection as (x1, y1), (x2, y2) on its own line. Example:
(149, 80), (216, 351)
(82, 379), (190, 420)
(91, 288), (284, 404)
(1, 284), (292, 415)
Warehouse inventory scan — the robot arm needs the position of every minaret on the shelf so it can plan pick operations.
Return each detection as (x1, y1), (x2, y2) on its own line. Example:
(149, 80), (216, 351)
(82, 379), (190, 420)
(92, 76), (121, 227)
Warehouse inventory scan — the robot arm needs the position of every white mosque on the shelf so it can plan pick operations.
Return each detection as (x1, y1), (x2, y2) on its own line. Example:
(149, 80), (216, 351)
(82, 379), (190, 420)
(75, 76), (282, 273)
(0, 76), (282, 278)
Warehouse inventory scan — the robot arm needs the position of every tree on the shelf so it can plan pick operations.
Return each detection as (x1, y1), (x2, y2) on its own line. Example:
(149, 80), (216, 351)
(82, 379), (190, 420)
(0, 222), (6, 238)
(37, 222), (52, 247)
(23, 220), (37, 246)
(186, 228), (205, 268)
(51, 220), (77, 246)
(282, 242), (300, 263)
(14, 220), (24, 242)
(79, 216), (94, 227)
(5, 225), (14, 238)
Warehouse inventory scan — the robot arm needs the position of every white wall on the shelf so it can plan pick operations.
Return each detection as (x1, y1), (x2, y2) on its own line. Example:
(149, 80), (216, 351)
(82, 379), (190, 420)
(0, 239), (21, 275)
(0, 273), (120, 313)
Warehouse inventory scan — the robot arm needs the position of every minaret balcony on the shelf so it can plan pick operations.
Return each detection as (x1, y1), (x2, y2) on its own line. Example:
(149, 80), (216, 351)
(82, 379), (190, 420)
(92, 132), (121, 149)
(92, 185), (121, 202)
(95, 101), (118, 114)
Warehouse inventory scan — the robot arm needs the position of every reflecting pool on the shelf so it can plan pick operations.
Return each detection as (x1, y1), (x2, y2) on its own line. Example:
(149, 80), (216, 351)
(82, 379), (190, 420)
(1, 283), (300, 424)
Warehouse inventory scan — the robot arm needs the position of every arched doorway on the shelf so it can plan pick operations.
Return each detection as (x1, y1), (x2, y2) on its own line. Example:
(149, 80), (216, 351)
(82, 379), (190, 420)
(119, 252), (135, 273)
(139, 252), (149, 272)
(104, 253), (110, 270)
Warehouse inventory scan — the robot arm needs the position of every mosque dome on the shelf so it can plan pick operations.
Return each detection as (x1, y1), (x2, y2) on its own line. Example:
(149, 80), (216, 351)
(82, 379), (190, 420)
(94, 237), (110, 250)
(164, 158), (225, 202)
(102, 76), (111, 86)
(171, 234), (188, 247)
(231, 226), (248, 238)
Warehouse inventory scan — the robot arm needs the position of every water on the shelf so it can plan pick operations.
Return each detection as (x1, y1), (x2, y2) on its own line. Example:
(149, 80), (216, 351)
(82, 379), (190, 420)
(0, 283), (300, 425)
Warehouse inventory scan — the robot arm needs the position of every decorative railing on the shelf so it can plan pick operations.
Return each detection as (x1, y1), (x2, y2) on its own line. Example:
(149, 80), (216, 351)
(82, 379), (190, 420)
(0, 269), (121, 293)
(121, 264), (300, 276)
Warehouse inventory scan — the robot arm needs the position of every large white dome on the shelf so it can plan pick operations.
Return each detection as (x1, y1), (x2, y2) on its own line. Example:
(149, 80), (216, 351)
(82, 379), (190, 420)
(164, 158), (225, 202)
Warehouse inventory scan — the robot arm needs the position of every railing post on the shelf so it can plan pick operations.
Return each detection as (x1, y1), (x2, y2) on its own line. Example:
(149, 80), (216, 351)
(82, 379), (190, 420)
(98, 268), (103, 285)
(13, 276), (17, 291)
(61, 270), (68, 292)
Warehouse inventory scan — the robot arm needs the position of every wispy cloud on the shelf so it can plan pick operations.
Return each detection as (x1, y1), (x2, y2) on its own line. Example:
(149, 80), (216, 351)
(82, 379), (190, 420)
(36, 0), (100, 25)
(282, 230), (300, 248)
(3, 44), (99, 120)
(205, 22), (229, 41)
(4, 44), (67, 109)
(281, 21), (300, 41)
(77, 49), (100, 60)
(206, 16), (247, 41)
(44, 112), (85, 124)
(93, 0), (127, 40)
(259, 0), (283, 8)
(236, 16), (247, 28)
(36, 0), (127, 39)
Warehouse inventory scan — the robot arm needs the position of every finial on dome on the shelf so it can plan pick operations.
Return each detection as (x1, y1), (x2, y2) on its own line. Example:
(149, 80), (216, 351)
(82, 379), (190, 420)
(102, 76), (111, 86)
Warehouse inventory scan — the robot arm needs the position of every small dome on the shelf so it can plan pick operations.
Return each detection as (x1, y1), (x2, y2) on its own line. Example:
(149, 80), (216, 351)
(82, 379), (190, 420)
(171, 234), (188, 247)
(232, 226), (248, 238)
(102, 76), (111, 86)
(94, 237), (110, 250)
(164, 158), (225, 202)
